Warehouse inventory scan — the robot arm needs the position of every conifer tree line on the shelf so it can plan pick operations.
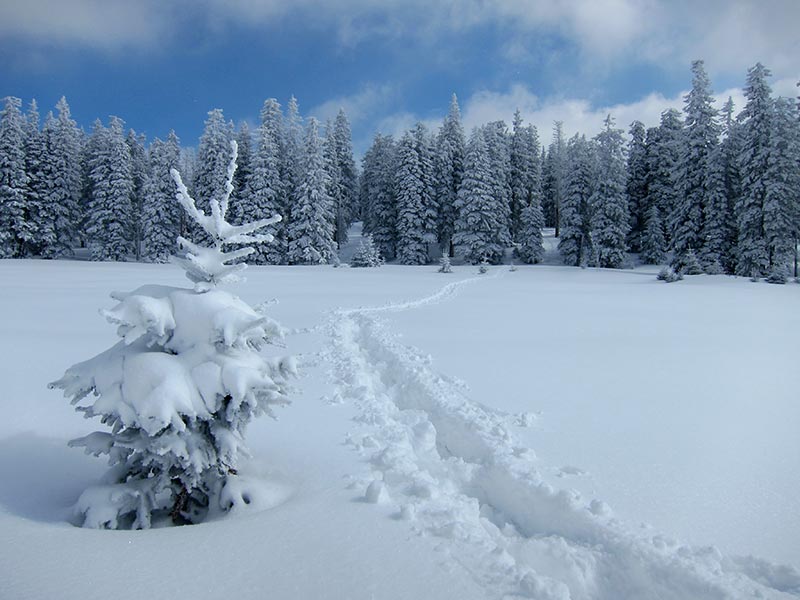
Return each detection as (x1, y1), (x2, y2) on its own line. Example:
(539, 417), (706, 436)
(0, 96), (359, 264)
(1, 61), (799, 277)
(360, 61), (800, 278)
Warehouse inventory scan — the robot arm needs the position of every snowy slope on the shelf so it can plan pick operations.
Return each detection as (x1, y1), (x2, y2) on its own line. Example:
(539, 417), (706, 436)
(0, 259), (798, 599)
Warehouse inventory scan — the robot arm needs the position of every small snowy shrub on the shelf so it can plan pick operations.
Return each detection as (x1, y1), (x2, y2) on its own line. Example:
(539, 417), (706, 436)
(765, 266), (788, 285)
(673, 248), (703, 275)
(350, 234), (383, 267)
(50, 141), (296, 529)
(438, 255), (453, 273)
(657, 266), (683, 283)
(478, 258), (489, 274)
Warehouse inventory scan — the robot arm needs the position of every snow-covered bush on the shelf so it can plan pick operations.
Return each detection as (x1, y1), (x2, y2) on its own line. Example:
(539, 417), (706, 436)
(765, 266), (788, 284)
(673, 248), (703, 275)
(438, 255), (452, 273)
(349, 234), (383, 267)
(50, 141), (296, 529)
(478, 258), (489, 274)
(657, 266), (683, 283)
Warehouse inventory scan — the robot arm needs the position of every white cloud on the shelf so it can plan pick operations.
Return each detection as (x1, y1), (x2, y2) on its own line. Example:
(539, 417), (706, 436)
(309, 83), (397, 127)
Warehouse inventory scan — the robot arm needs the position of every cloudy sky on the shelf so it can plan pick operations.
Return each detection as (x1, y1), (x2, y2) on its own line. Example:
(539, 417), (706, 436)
(1, 0), (797, 155)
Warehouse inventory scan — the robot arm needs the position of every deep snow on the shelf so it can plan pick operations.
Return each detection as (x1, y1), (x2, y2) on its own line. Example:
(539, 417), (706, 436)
(0, 257), (798, 599)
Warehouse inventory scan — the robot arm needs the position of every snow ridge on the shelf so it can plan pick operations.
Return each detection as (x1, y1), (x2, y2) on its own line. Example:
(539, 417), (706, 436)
(326, 278), (800, 600)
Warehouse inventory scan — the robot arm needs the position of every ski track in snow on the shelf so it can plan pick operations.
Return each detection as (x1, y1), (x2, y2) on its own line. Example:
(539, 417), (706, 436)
(323, 272), (800, 600)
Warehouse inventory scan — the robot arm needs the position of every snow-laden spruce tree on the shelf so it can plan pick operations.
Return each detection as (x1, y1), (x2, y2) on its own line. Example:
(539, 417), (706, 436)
(142, 132), (182, 263)
(51, 140), (295, 530)
(0, 96), (29, 258)
(350, 234), (383, 267)
(395, 126), (437, 265)
(434, 94), (466, 256)
(558, 134), (596, 266)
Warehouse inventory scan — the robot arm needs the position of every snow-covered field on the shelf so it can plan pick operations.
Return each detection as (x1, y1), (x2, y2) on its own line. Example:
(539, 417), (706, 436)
(1, 257), (799, 599)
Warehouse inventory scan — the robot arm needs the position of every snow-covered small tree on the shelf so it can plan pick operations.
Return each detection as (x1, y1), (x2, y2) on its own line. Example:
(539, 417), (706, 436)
(51, 141), (295, 530)
(350, 234), (383, 267)
(438, 255), (452, 273)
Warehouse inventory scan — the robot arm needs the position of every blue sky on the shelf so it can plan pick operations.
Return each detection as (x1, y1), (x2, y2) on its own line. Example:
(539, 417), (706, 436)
(1, 0), (798, 156)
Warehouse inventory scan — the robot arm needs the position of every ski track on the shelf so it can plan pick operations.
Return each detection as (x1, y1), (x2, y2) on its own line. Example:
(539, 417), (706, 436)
(323, 273), (800, 600)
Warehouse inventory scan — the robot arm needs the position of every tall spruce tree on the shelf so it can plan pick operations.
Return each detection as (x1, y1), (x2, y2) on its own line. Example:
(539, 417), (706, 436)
(558, 135), (596, 266)
(591, 116), (629, 268)
(646, 109), (683, 250)
(287, 118), (336, 264)
(764, 96), (800, 275)
(142, 132), (182, 263)
(86, 117), (134, 261)
(229, 122), (253, 225)
(482, 121), (512, 248)
(126, 130), (148, 260)
(434, 94), (466, 256)
(626, 120), (648, 252)
(330, 109), (358, 245)
(0, 96), (28, 258)
(194, 109), (234, 228)
(543, 121), (566, 235)
(673, 60), (719, 264)
(360, 133), (398, 260)
(453, 129), (508, 264)
(395, 124), (436, 264)
(22, 100), (47, 256)
(736, 63), (774, 277)
(245, 100), (285, 264)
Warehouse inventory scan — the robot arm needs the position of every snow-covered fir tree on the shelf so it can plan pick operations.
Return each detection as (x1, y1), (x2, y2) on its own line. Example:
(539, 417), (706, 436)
(51, 140), (295, 529)
(434, 94), (465, 256)
(43, 97), (83, 258)
(350, 234), (383, 267)
(360, 133), (398, 260)
(542, 121), (566, 234)
(142, 132), (182, 263)
(229, 122), (253, 224)
(287, 118), (336, 265)
(511, 114), (545, 264)
(673, 60), (719, 265)
(558, 134), (596, 266)
(244, 100), (285, 264)
(395, 124), (436, 265)
(281, 96), (304, 228)
(625, 120), (648, 252)
(327, 109), (358, 246)
(86, 117), (134, 261)
(453, 129), (507, 264)
(644, 109), (683, 251)
(21, 100), (47, 256)
(126, 130), (148, 261)
(0, 96), (29, 257)
(193, 109), (234, 243)
(640, 202), (667, 264)
(735, 63), (775, 277)
(763, 96), (800, 277)
(481, 121), (512, 248)
(591, 115), (629, 269)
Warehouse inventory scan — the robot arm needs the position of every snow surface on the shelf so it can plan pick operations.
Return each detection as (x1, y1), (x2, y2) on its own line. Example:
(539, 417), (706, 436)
(0, 256), (798, 599)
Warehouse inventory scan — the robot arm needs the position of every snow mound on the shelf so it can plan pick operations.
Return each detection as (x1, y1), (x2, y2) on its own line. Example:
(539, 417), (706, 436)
(326, 280), (800, 599)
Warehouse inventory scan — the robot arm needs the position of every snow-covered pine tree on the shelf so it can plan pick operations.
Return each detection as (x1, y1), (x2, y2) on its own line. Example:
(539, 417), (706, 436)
(350, 234), (383, 267)
(51, 140), (294, 529)
(43, 97), (83, 258)
(395, 125), (436, 265)
(673, 60), (719, 266)
(281, 96), (304, 232)
(86, 117), (134, 261)
(512, 117), (545, 264)
(558, 134), (596, 266)
(287, 118), (336, 264)
(245, 100), (285, 264)
(626, 120), (648, 252)
(434, 94), (466, 256)
(193, 109), (234, 244)
(0, 96), (29, 258)
(360, 133), (397, 260)
(764, 96), (800, 277)
(229, 122), (253, 225)
(591, 115), (629, 268)
(142, 132), (182, 263)
(328, 109), (358, 246)
(640, 202), (667, 264)
(701, 97), (740, 273)
(645, 109), (683, 251)
(453, 129), (507, 264)
(542, 121), (566, 234)
(736, 63), (773, 277)
(21, 99), (46, 256)
(126, 130), (148, 261)
(482, 121), (512, 248)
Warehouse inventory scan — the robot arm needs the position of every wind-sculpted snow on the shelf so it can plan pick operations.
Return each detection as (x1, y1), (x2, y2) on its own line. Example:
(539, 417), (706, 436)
(326, 277), (800, 600)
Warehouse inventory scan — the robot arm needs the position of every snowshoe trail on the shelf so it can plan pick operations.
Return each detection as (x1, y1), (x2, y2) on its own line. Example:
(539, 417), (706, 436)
(325, 275), (800, 600)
